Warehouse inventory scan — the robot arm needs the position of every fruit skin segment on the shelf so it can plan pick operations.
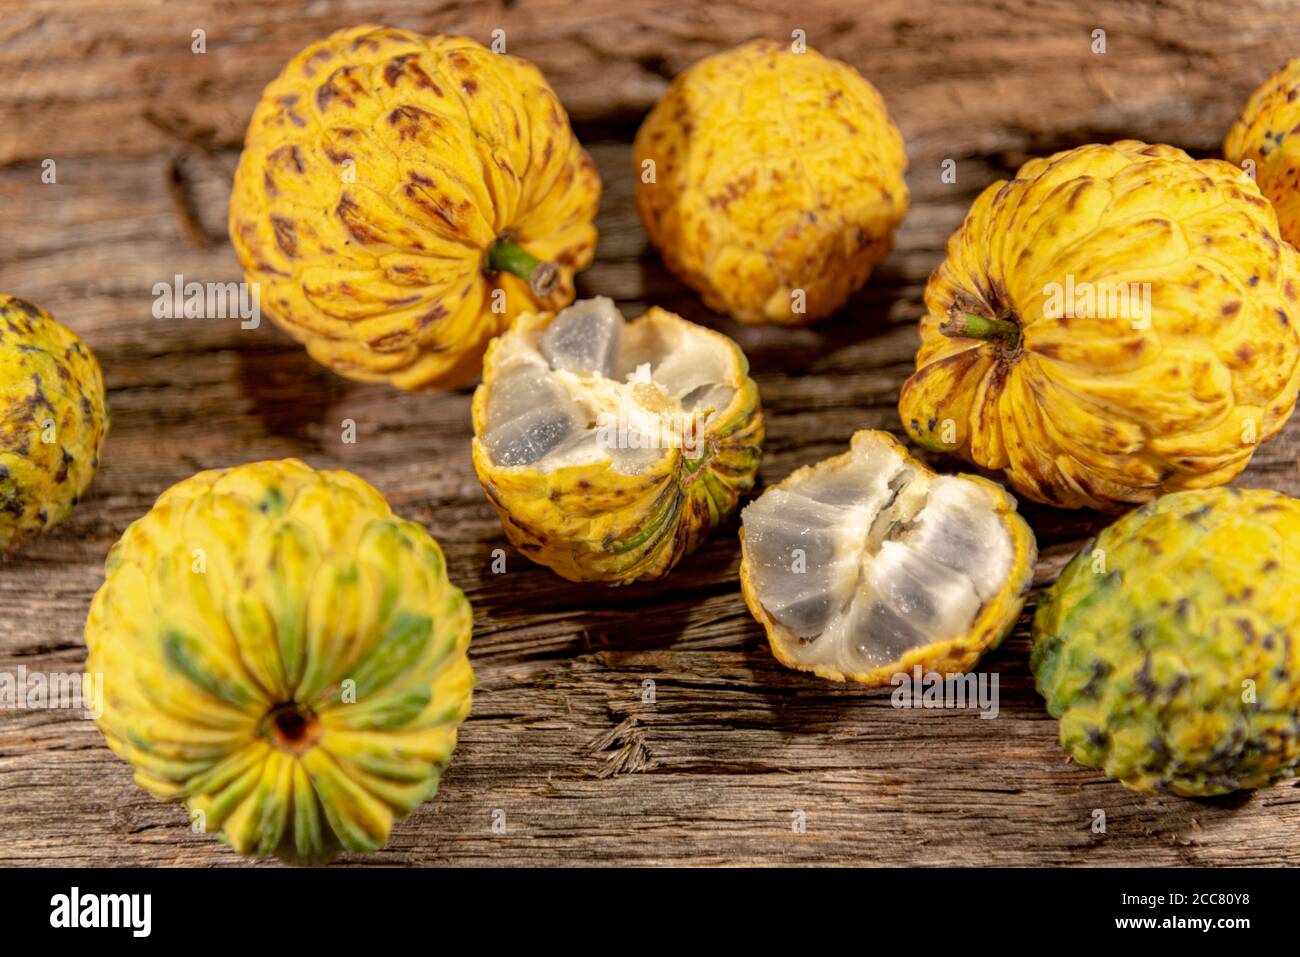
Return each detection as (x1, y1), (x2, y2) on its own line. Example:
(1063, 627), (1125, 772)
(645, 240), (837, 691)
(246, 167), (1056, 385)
(0, 295), (109, 553)
(633, 41), (908, 325)
(471, 308), (764, 584)
(899, 140), (1300, 512)
(1032, 487), (1300, 797)
(84, 459), (474, 864)
(1225, 59), (1300, 248)
(739, 431), (1036, 686)
(229, 24), (600, 391)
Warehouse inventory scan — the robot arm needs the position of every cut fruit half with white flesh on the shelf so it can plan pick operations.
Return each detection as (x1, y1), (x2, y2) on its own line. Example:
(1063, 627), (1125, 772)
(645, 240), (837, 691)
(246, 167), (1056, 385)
(471, 298), (764, 583)
(739, 430), (1036, 685)
(478, 296), (739, 475)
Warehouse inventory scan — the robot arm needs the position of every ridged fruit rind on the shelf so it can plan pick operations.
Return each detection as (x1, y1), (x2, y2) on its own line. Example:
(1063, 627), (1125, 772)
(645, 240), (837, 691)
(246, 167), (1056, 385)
(471, 308), (764, 583)
(0, 294), (108, 552)
(1032, 487), (1300, 796)
(84, 459), (474, 863)
(229, 25), (600, 390)
(899, 140), (1300, 512)
(1225, 58), (1300, 248)
(634, 41), (907, 325)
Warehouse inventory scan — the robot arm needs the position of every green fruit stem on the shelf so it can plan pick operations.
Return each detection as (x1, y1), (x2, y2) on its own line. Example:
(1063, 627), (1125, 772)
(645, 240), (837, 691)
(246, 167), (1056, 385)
(487, 238), (560, 298)
(940, 312), (1021, 349)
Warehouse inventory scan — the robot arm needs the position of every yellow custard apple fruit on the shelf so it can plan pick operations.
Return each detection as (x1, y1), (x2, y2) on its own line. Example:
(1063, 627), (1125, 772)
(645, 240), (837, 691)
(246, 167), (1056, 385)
(230, 25), (600, 390)
(899, 141), (1300, 512)
(85, 459), (474, 864)
(1033, 487), (1300, 796)
(633, 41), (908, 325)
(0, 294), (108, 552)
(471, 297), (763, 583)
(739, 430), (1035, 686)
(1225, 59), (1300, 247)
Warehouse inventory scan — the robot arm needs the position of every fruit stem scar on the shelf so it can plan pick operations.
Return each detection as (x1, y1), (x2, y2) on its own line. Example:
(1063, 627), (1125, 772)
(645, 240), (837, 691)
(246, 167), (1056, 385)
(487, 237), (560, 298)
(940, 311), (1021, 349)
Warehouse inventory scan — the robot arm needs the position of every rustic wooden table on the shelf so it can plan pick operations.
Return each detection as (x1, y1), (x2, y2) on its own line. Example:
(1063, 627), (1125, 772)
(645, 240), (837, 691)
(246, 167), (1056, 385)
(2, 0), (1300, 867)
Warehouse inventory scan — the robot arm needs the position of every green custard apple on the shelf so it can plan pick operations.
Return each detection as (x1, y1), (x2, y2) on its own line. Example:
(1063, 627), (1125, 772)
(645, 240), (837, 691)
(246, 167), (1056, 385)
(85, 459), (474, 863)
(1032, 487), (1300, 796)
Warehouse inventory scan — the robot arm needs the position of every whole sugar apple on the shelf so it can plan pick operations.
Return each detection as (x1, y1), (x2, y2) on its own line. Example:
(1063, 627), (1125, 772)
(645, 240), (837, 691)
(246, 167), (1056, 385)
(0, 294), (108, 553)
(899, 141), (1300, 512)
(1032, 487), (1300, 796)
(85, 459), (474, 863)
(634, 41), (908, 325)
(229, 25), (600, 390)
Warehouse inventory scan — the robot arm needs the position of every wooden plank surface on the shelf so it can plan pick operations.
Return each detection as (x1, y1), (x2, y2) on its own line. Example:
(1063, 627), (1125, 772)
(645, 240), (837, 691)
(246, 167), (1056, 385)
(2, 0), (1300, 866)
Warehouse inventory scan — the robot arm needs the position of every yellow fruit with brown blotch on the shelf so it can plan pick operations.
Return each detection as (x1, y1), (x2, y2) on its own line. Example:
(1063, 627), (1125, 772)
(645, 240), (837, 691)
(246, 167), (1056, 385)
(0, 294), (108, 553)
(229, 25), (600, 391)
(633, 41), (908, 325)
(899, 141), (1300, 512)
(1225, 58), (1300, 248)
(471, 297), (763, 583)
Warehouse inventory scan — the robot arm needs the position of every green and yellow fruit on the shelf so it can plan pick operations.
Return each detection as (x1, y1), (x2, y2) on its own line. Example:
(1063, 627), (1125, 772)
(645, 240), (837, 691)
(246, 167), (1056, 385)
(471, 297), (763, 583)
(900, 141), (1300, 512)
(634, 41), (908, 325)
(740, 430), (1036, 685)
(85, 459), (474, 863)
(1032, 487), (1300, 796)
(230, 25), (600, 390)
(0, 294), (108, 553)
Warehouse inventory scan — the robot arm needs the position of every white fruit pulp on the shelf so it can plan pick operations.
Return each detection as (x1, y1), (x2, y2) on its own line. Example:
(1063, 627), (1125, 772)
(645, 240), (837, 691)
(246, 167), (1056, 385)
(742, 433), (1014, 672)
(483, 297), (736, 475)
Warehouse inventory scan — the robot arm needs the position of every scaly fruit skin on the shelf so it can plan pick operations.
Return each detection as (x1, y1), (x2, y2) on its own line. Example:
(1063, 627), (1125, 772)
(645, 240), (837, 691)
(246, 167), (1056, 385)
(471, 308), (764, 583)
(229, 25), (600, 391)
(0, 295), (108, 552)
(739, 431), (1036, 686)
(1225, 59), (1300, 248)
(85, 459), (474, 863)
(900, 141), (1300, 512)
(633, 41), (907, 325)
(1032, 487), (1300, 797)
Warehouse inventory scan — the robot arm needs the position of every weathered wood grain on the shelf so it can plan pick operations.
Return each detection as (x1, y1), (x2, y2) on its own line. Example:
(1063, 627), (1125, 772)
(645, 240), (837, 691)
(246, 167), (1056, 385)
(2, 0), (1300, 866)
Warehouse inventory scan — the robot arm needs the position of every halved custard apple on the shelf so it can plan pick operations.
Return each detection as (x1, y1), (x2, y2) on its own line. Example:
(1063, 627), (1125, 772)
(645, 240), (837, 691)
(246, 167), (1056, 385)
(739, 431), (1036, 685)
(471, 297), (764, 583)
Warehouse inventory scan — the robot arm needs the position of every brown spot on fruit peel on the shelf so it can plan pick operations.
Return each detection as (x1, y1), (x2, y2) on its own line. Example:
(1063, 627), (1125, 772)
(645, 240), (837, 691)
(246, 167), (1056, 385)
(370, 330), (414, 352)
(418, 304), (448, 327)
(388, 105), (440, 140)
(402, 182), (461, 233)
(7, 301), (39, 327)
(336, 194), (383, 244)
(382, 54), (412, 86)
(271, 216), (298, 257)
(268, 144), (304, 174)
(323, 144), (352, 166)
